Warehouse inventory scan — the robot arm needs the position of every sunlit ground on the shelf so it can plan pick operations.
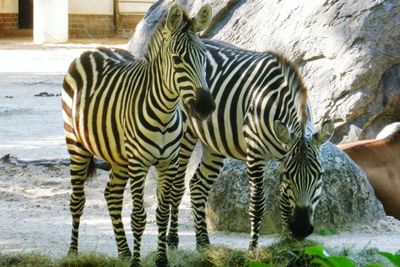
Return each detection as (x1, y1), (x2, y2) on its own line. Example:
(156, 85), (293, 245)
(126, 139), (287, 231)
(0, 37), (127, 160)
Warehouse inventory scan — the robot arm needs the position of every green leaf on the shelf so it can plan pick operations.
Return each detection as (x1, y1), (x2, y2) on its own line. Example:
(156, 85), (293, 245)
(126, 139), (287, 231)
(304, 246), (355, 267)
(327, 256), (356, 267)
(311, 258), (335, 267)
(303, 246), (327, 257)
(247, 262), (272, 267)
(379, 252), (400, 267)
(311, 256), (355, 267)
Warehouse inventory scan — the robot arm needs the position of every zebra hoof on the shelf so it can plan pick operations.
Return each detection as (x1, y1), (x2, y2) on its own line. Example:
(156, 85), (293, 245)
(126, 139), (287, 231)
(196, 236), (211, 251)
(130, 257), (141, 267)
(119, 250), (132, 261)
(67, 248), (78, 256)
(166, 234), (179, 249)
(248, 241), (258, 251)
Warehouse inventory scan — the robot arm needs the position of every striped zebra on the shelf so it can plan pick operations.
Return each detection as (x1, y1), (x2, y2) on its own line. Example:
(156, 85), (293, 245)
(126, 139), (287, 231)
(166, 40), (334, 250)
(61, 4), (214, 266)
(133, 21), (334, 249)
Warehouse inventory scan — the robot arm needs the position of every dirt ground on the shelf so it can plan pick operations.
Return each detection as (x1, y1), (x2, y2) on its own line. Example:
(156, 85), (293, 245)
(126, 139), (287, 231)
(0, 37), (399, 260)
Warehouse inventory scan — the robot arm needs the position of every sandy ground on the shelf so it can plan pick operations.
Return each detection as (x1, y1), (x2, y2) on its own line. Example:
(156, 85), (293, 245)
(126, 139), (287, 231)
(0, 37), (399, 261)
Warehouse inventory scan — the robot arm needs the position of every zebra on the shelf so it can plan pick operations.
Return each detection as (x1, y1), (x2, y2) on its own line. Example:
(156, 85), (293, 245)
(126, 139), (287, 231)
(131, 20), (334, 249)
(166, 40), (334, 250)
(61, 3), (214, 266)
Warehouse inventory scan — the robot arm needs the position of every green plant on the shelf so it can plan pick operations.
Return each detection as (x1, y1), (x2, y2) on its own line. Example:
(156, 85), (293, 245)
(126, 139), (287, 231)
(0, 252), (55, 267)
(379, 252), (400, 267)
(303, 246), (355, 267)
(247, 262), (272, 267)
(317, 227), (338, 236)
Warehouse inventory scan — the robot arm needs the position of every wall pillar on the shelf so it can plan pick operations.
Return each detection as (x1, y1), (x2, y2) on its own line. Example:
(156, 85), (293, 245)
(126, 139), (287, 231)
(33, 0), (68, 43)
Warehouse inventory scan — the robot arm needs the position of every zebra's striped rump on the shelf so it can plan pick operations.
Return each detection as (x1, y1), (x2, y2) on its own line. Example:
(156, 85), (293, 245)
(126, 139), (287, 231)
(62, 3), (213, 267)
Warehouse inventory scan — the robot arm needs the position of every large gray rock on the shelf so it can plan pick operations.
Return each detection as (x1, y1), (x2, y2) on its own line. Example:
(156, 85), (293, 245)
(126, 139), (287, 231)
(128, 0), (400, 143)
(205, 143), (386, 234)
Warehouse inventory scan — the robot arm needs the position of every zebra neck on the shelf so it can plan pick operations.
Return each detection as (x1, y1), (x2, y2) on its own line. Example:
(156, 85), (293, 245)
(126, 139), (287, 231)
(144, 49), (180, 119)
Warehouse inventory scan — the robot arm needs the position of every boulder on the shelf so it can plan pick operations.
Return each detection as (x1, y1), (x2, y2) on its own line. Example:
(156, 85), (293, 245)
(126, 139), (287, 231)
(205, 142), (386, 234)
(128, 0), (400, 143)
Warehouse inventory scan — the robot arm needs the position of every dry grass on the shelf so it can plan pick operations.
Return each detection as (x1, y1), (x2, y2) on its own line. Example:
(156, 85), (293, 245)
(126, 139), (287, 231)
(0, 237), (390, 267)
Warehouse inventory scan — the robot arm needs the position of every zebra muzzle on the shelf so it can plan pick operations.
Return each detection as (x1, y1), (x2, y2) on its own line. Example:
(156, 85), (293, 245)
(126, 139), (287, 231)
(187, 88), (215, 120)
(288, 206), (314, 240)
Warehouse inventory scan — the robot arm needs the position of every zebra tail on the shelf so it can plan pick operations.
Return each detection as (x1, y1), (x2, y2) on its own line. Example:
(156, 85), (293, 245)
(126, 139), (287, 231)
(85, 157), (97, 182)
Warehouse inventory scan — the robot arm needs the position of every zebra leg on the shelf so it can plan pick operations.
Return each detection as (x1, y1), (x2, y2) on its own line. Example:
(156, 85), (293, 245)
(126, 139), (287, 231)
(190, 146), (225, 250)
(104, 164), (131, 259)
(155, 155), (179, 267)
(128, 160), (149, 267)
(247, 154), (266, 250)
(167, 128), (198, 249)
(67, 151), (94, 255)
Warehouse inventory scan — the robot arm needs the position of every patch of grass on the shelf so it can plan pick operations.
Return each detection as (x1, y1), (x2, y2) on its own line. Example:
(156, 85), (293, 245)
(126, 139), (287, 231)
(0, 252), (128, 267)
(204, 237), (319, 267)
(0, 252), (54, 267)
(142, 249), (210, 267)
(58, 252), (128, 267)
(1, 244), (398, 267)
(317, 227), (338, 236)
(267, 237), (319, 267)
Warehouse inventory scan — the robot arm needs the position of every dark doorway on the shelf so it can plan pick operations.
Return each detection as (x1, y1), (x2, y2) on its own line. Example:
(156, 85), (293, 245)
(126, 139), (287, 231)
(18, 0), (33, 29)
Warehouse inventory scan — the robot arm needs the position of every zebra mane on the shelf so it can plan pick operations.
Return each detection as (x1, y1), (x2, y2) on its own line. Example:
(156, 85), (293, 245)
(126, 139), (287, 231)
(129, 4), (192, 60)
(269, 51), (309, 133)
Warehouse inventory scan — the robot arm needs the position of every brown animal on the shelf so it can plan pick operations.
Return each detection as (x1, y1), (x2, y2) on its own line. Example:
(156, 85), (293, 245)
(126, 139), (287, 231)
(338, 129), (400, 219)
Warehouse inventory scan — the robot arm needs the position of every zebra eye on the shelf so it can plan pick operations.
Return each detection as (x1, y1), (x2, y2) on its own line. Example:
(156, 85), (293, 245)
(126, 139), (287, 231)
(172, 55), (182, 64)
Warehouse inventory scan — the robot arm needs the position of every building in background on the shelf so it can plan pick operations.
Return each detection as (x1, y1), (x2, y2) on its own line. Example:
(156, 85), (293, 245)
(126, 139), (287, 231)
(0, 0), (156, 40)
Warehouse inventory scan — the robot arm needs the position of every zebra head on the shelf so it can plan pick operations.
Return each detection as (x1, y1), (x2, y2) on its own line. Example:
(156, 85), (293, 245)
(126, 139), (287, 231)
(162, 3), (215, 120)
(275, 119), (334, 239)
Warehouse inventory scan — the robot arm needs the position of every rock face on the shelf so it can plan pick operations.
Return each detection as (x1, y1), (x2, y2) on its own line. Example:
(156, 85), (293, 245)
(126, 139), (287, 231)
(127, 0), (393, 234)
(205, 143), (386, 234)
(128, 0), (400, 143)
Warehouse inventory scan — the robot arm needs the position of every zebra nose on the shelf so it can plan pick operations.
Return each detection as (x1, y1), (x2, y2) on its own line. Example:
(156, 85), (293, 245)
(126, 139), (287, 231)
(192, 88), (215, 120)
(288, 206), (314, 240)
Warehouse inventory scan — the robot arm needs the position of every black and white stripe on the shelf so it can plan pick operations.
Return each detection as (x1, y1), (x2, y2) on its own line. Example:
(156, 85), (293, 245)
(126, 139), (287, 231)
(62, 4), (213, 266)
(161, 39), (334, 249)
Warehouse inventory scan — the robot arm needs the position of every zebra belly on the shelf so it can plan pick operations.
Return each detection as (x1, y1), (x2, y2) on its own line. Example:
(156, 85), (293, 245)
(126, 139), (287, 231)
(188, 116), (247, 160)
(74, 115), (128, 165)
(69, 95), (128, 166)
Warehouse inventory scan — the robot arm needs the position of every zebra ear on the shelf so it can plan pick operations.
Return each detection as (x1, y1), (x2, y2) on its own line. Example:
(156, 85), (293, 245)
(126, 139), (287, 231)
(274, 120), (294, 148)
(166, 3), (183, 33)
(192, 4), (212, 32)
(312, 119), (334, 148)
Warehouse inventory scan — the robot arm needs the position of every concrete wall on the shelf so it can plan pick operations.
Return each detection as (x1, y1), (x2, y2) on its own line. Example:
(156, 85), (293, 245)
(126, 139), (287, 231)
(69, 0), (113, 15)
(119, 0), (155, 14)
(34, 0), (68, 43)
(0, 0), (18, 13)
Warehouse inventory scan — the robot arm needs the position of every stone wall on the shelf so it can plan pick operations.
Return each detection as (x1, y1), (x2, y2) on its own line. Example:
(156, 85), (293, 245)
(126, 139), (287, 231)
(69, 13), (142, 39)
(0, 13), (18, 36)
(69, 14), (114, 38)
(117, 14), (143, 38)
